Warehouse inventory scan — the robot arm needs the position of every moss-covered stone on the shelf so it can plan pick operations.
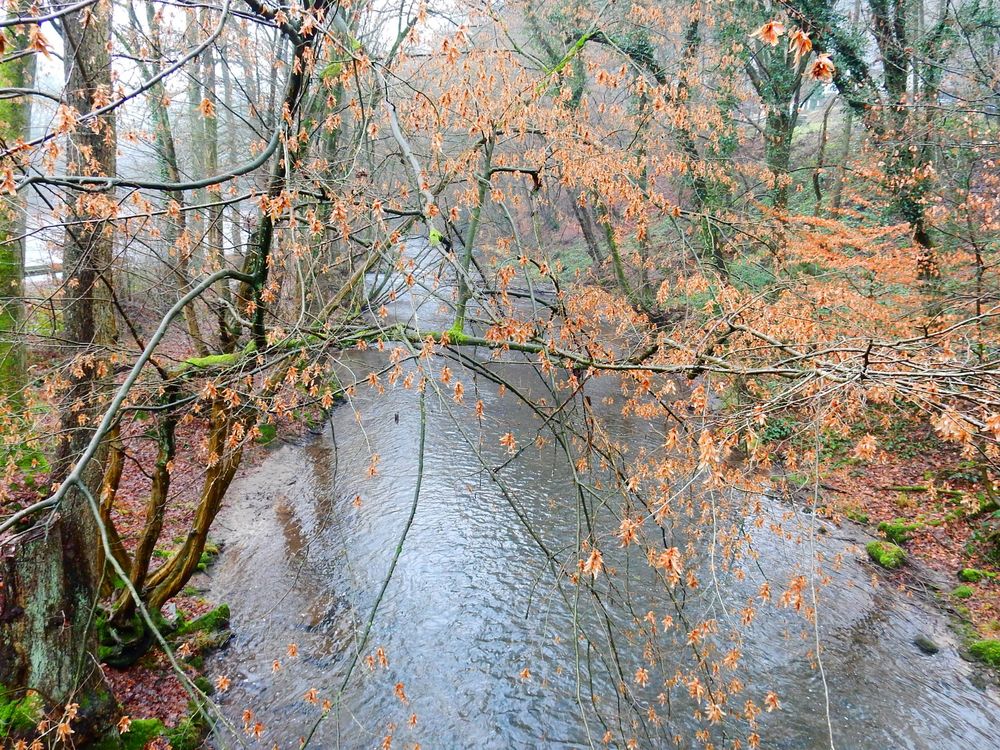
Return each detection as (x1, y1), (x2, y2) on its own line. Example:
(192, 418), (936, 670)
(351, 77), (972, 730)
(0, 689), (43, 738)
(877, 518), (921, 544)
(195, 539), (222, 572)
(98, 609), (171, 668)
(90, 718), (164, 750)
(952, 585), (975, 599)
(968, 639), (1000, 668)
(867, 540), (906, 569)
(959, 568), (996, 583)
(913, 635), (940, 655)
(176, 604), (230, 636)
(121, 718), (166, 750)
(95, 710), (207, 750)
(171, 603), (232, 659)
(255, 422), (278, 444)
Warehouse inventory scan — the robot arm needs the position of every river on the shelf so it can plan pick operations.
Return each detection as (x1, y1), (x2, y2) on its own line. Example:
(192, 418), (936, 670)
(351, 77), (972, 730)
(203, 246), (1000, 749)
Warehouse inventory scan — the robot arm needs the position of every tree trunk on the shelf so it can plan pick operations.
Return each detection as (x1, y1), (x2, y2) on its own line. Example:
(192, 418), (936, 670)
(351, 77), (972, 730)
(58, 0), (120, 478)
(764, 106), (795, 215)
(133, 0), (207, 356)
(870, 0), (937, 275)
(201, 28), (235, 352)
(830, 107), (853, 212)
(0, 521), (117, 736)
(570, 192), (604, 266)
(813, 97), (837, 215)
(0, 15), (35, 401)
(221, 50), (245, 273)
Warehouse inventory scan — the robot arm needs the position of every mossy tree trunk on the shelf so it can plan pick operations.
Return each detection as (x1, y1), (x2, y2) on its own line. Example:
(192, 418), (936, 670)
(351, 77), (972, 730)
(57, 0), (120, 479)
(570, 192), (605, 266)
(744, 41), (806, 219)
(764, 106), (796, 214)
(0, 13), (35, 402)
(0, 522), (116, 735)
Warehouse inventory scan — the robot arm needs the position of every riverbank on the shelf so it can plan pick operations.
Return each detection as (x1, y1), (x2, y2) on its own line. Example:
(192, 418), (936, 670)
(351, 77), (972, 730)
(776, 419), (1000, 673)
(96, 413), (309, 746)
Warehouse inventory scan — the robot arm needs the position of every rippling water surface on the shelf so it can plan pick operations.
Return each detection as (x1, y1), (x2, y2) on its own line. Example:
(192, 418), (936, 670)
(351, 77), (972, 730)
(204, 249), (1000, 749)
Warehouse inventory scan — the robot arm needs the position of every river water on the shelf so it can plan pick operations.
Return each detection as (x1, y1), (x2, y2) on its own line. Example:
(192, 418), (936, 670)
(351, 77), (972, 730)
(204, 248), (1000, 749)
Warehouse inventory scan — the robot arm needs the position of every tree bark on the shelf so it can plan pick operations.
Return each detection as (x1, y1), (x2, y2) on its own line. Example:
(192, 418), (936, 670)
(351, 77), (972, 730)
(0, 12), (35, 401)
(0, 521), (115, 732)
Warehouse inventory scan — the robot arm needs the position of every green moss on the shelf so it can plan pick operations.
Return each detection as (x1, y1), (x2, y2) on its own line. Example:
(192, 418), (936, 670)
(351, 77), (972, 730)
(0, 689), (43, 738)
(184, 352), (241, 369)
(122, 719), (165, 750)
(164, 716), (204, 750)
(192, 676), (215, 696)
(952, 585), (975, 599)
(784, 472), (809, 487)
(178, 342), (256, 373)
(99, 609), (171, 668)
(959, 568), (996, 583)
(196, 540), (222, 571)
(877, 518), (921, 544)
(913, 634), (940, 654)
(968, 639), (1000, 667)
(176, 604), (230, 636)
(844, 508), (869, 524)
(94, 714), (205, 750)
(90, 718), (164, 750)
(867, 540), (906, 569)
(445, 323), (471, 343)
